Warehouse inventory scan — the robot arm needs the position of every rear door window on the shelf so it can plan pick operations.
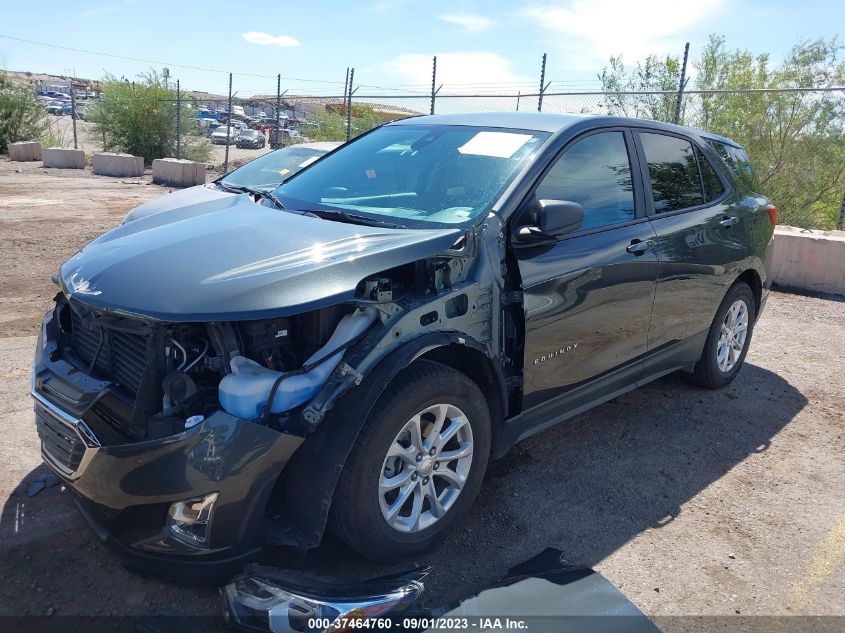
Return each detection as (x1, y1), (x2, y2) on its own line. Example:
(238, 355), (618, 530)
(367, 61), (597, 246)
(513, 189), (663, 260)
(639, 132), (704, 212)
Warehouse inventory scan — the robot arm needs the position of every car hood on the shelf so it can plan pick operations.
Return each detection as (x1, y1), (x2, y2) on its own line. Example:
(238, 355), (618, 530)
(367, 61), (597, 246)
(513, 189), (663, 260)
(124, 184), (233, 223)
(60, 194), (462, 322)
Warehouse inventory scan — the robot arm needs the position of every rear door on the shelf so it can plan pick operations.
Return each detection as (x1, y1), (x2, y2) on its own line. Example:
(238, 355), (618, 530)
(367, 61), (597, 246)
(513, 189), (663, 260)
(633, 129), (747, 371)
(513, 128), (659, 409)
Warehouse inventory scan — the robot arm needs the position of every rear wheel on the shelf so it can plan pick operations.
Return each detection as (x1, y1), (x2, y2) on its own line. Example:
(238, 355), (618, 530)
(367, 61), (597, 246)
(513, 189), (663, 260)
(330, 361), (491, 560)
(690, 282), (756, 388)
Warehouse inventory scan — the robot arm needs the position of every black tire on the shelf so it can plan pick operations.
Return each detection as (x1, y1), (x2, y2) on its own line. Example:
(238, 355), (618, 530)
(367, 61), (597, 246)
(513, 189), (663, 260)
(330, 360), (491, 561)
(690, 282), (756, 389)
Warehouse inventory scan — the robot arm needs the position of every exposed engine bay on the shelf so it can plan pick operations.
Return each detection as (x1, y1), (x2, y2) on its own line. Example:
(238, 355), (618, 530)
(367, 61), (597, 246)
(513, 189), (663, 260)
(50, 254), (477, 445)
(54, 295), (367, 442)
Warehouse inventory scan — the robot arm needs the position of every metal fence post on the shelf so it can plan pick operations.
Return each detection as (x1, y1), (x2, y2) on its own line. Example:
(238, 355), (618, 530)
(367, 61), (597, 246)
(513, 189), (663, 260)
(516, 91), (521, 111)
(430, 56), (437, 115)
(538, 53), (547, 112)
(175, 79), (181, 159)
(838, 194), (845, 230)
(70, 81), (78, 149)
(224, 72), (232, 173)
(347, 68), (355, 142)
(674, 42), (690, 125)
(343, 67), (350, 118)
(275, 73), (281, 149)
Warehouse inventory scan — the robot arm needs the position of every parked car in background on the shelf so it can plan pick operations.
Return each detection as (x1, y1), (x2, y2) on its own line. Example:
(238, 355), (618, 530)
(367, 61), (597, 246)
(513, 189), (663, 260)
(235, 129), (267, 149)
(210, 126), (238, 145)
(123, 142), (341, 223)
(31, 113), (775, 582)
(46, 101), (70, 115)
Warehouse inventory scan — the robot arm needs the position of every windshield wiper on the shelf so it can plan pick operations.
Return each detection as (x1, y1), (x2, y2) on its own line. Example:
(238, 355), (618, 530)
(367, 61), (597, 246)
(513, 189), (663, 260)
(297, 208), (407, 229)
(219, 183), (286, 210)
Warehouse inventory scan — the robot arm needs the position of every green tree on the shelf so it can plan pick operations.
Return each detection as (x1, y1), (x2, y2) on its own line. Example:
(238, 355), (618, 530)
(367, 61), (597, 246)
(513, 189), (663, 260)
(598, 53), (682, 122)
(0, 71), (54, 152)
(598, 36), (845, 229)
(694, 35), (845, 229)
(310, 103), (382, 142)
(89, 71), (210, 164)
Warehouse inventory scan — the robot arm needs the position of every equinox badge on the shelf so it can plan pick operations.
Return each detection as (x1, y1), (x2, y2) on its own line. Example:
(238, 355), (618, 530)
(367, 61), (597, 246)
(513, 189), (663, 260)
(533, 343), (578, 365)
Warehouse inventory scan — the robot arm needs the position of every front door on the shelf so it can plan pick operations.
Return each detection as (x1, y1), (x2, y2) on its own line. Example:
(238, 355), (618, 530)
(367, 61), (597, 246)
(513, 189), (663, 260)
(513, 128), (659, 409)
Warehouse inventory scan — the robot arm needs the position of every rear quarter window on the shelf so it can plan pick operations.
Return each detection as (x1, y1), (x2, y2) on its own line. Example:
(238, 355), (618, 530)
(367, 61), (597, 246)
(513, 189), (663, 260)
(707, 140), (760, 192)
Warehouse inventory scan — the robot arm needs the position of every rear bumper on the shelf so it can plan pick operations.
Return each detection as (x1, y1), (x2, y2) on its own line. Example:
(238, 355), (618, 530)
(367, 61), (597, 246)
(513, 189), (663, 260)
(31, 309), (304, 582)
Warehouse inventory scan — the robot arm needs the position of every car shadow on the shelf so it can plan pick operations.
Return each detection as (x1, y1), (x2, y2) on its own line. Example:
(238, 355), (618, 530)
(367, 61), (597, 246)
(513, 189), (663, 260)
(263, 363), (807, 606)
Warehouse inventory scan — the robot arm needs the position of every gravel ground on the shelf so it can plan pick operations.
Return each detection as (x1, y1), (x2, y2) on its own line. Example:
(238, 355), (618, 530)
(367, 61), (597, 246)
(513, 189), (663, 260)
(0, 158), (842, 625)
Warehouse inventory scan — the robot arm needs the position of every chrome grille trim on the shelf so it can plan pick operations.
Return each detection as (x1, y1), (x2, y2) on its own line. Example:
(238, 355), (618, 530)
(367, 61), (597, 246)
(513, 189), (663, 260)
(32, 389), (100, 480)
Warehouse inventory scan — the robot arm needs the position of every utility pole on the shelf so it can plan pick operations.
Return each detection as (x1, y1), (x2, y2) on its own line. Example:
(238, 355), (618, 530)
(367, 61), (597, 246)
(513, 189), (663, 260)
(674, 42), (690, 125)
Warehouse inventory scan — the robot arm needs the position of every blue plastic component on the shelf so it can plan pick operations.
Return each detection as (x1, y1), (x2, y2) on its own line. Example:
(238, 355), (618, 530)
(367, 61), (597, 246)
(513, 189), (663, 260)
(218, 308), (377, 420)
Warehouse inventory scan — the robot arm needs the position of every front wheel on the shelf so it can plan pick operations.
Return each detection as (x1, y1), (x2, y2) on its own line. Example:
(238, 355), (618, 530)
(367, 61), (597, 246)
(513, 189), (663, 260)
(330, 361), (491, 561)
(690, 282), (756, 389)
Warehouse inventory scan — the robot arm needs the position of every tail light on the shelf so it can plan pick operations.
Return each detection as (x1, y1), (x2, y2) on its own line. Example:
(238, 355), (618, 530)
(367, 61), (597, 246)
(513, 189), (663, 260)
(767, 204), (777, 226)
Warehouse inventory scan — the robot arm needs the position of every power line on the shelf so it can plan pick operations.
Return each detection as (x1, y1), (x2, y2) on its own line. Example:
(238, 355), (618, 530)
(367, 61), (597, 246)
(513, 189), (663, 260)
(0, 33), (346, 84)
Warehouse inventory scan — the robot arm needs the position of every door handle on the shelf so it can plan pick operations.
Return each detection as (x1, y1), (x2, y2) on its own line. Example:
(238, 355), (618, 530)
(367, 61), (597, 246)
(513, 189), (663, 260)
(720, 216), (739, 228)
(626, 239), (655, 255)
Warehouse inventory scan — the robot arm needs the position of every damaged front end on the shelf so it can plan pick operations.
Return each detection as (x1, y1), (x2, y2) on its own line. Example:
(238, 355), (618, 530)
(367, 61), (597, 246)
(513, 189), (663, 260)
(31, 198), (502, 580)
(32, 288), (387, 579)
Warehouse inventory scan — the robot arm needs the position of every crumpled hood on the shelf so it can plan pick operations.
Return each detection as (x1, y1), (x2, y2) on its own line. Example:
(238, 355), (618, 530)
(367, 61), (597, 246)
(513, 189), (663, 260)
(123, 184), (233, 223)
(61, 194), (461, 321)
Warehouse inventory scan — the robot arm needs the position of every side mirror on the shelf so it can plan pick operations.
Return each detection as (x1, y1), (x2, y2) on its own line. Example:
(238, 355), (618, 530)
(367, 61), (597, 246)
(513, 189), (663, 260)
(517, 199), (584, 241)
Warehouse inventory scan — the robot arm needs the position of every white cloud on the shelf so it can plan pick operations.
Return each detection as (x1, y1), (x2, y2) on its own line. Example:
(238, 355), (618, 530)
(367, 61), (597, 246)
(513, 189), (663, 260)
(241, 31), (300, 47)
(521, 0), (725, 66)
(438, 13), (494, 31)
(386, 52), (531, 88)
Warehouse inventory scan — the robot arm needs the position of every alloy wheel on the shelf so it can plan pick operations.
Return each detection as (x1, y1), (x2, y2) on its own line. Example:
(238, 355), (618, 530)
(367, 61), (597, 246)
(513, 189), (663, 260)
(378, 403), (473, 533)
(717, 299), (749, 373)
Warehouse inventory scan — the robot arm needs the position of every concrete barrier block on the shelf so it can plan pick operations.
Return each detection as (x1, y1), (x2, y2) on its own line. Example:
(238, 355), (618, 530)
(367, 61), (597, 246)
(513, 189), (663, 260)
(772, 225), (845, 296)
(42, 147), (86, 169)
(8, 141), (42, 162)
(92, 152), (144, 177)
(152, 158), (206, 188)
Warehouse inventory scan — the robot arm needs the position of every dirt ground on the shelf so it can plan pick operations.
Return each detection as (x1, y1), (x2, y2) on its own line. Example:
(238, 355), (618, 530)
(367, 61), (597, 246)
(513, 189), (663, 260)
(0, 157), (842, 625)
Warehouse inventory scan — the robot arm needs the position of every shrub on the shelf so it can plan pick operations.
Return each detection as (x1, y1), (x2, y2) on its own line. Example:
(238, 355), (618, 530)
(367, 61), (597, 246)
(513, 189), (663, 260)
(0, 72), (53, 153)
(89, 71), (210, 164)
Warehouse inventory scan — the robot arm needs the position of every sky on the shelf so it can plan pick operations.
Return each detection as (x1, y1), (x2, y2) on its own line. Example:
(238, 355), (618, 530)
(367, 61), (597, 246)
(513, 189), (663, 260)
(0, 0), (842, 98)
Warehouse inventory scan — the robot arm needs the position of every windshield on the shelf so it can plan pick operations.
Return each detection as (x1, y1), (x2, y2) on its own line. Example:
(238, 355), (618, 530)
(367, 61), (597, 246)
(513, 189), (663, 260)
(219, 145), (333, 191)
(274, 124), (549, 226)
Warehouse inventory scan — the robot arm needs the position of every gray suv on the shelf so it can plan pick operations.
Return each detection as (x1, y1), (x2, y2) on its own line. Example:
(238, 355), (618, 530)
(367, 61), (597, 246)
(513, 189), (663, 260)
(32, 112), (775, 582)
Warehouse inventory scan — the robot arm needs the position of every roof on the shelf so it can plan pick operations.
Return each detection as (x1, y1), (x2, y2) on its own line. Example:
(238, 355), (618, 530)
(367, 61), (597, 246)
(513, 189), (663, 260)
(387, 112), (743, 148)
(390, 111), (588, 133)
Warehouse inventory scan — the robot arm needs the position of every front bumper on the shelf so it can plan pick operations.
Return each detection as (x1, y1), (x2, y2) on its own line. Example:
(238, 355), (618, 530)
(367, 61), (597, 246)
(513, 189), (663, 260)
(31, 309), (304, 583)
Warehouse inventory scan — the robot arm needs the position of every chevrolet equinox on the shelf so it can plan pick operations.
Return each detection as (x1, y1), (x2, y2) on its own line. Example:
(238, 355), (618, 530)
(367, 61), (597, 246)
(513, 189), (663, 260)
(31, 112), (775, 582)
